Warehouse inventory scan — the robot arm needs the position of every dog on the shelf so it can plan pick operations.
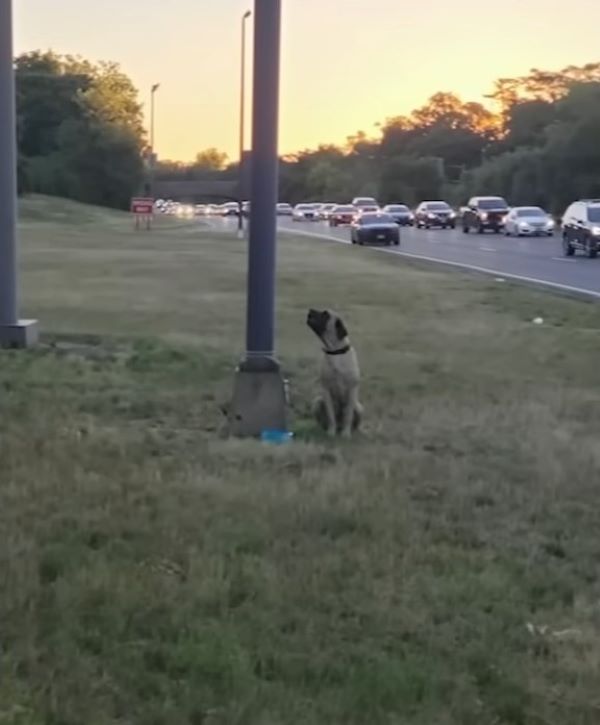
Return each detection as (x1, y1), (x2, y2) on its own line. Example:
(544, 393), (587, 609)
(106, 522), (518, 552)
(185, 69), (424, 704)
(306, 308), (363, 438)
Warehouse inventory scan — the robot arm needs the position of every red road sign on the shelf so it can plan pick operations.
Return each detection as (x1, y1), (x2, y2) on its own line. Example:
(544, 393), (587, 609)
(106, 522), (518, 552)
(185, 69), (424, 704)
(131, 197), (154, 215)
(131, 197), (154, 230)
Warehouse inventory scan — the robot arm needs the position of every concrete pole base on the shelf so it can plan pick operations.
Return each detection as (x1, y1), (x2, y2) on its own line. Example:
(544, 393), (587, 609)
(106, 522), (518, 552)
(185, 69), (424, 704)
(0, 319), (39, 348)
(229, 360), (287, 437)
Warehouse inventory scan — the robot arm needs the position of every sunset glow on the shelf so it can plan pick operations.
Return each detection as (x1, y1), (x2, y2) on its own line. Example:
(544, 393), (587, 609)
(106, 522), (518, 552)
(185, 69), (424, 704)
(15, 0), (600, 161)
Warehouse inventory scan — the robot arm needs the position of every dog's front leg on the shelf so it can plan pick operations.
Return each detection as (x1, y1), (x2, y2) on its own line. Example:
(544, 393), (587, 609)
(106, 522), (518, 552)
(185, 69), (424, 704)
(340, 388), (359, 439)
(322, 389), (337, 437)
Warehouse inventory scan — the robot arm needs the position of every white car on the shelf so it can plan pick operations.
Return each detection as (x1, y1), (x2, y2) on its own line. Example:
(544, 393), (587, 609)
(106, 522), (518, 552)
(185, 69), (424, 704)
(292, 203), (320, 221)
(504, 206), (555, 237)
(276, 203), (293, 216)
(318, 203), (337, 220)
(220, 202), (240, 217)
(352, 196), (379, 210)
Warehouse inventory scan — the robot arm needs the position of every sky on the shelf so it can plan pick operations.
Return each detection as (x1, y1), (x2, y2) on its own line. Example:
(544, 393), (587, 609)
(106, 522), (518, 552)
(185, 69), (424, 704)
(14, 0), (600, 162)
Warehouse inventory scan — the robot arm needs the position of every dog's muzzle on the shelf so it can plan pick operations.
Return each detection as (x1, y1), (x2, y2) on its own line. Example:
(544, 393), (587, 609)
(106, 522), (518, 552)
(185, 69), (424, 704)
(307, 308), (329, 337)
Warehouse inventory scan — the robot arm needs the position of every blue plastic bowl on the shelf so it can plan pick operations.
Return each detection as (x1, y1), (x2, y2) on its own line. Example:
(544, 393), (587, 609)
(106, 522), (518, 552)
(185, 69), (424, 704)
(261, 429), (294, 444)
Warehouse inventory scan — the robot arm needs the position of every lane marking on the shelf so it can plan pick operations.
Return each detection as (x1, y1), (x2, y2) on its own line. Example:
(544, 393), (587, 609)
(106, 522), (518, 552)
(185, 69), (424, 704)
(551, 257), (576, 263)
(479, 246), (497, 252)
(281, 226), (600, 300)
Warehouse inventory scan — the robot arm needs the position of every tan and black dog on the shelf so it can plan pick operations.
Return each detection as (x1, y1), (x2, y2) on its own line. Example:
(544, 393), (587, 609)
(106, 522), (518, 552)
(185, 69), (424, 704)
(306, 308), (363, 437)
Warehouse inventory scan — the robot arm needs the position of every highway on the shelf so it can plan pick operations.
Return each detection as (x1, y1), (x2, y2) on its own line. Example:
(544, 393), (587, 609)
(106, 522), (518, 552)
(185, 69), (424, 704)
(206, 216), (600, 299)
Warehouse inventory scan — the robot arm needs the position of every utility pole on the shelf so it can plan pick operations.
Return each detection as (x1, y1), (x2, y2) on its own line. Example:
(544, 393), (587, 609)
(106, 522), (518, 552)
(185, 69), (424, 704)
(0, 0), (38, 347)
(230, 0), (286, 436)
(149, 83), (160, 197)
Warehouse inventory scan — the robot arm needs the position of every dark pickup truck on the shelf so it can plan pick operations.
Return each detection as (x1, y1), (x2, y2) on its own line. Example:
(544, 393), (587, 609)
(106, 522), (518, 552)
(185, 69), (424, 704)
(462, 196), (509, 234)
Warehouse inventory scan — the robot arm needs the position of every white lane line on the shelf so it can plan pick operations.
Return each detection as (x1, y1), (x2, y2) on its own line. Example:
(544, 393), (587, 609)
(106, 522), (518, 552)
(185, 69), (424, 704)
(552, 257), (576, 263)
(282, 227), (600, 300)
(479, 246), (497, 252)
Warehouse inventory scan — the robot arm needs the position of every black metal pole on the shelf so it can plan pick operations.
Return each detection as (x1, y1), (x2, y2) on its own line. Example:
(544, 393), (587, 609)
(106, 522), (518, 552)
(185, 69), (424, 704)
(0, 0), (38, 347)
(0, 0), (18, 327)
(244, 0), (281, 369)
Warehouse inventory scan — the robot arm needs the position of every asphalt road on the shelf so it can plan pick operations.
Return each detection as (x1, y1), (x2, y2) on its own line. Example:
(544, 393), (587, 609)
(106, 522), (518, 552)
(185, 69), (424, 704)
(205, 215), (600, 299)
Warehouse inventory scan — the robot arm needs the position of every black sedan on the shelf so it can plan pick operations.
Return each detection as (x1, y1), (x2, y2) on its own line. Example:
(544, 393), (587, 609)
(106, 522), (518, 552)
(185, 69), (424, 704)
(414, 201), (456, 229)
(351, 213), (400, 246)
(382, 203), (414, 226)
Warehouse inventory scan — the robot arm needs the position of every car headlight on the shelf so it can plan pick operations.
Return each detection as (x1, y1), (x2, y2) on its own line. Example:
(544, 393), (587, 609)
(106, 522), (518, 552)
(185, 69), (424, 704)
(427, 213), (436, 219)
(480, 212), (488, 221)
(592, 226), (600, 236)
(519, 222), (529, 229)
(449, 212), (456, 218)
(546, 219), (555, 229)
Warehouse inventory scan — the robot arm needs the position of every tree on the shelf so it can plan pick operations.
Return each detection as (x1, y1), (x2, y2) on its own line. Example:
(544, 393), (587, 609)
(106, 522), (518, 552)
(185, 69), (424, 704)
(380, 93), (499, 175)
(15, 51), (145, 207)
(457, 80), (600, 212)
(487, 62), (600, 115)
(194, 148), (229, 171)
(16, 52), (90, 157)
(81, 61), (145, 136)
(379, 157), (444, 205)
(502, 100), (557, 151)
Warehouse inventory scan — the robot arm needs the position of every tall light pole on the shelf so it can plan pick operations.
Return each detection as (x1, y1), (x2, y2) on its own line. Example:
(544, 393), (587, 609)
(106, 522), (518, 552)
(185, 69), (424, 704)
(230, 0), (285, 437)
(0, 0), (38, 347)
(238, 10), (252, 236)
(150, 83), (160, 155)
(149, 83), (160, 196)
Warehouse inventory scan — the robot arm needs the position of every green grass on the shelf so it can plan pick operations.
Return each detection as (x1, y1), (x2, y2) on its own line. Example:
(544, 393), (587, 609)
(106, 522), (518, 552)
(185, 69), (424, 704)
(2, 195), (600, 724)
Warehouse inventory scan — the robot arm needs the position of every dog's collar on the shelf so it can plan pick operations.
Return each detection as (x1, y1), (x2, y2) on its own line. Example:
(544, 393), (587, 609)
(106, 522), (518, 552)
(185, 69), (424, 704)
(324, 345), (351, 356)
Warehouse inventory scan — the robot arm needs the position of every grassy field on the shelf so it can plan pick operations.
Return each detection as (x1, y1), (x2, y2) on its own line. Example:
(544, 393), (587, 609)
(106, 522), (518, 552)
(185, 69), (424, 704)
(2, 195), (600, 724)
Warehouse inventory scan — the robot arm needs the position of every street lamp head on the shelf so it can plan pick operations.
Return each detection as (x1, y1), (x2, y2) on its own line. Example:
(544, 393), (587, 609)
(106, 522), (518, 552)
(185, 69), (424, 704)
(243, 10), (252, 19)
(151, 83), (160, 93)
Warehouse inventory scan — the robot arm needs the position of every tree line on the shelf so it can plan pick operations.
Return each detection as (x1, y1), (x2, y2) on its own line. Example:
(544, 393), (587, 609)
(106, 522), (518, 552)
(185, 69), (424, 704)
(276, 62), (600, 213)
(16, 51), (145, 209)
(15, 53), (600, 214)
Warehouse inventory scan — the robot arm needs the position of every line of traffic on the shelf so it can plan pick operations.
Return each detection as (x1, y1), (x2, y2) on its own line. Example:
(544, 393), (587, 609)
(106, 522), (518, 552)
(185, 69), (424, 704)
(279, 222), (600, 300)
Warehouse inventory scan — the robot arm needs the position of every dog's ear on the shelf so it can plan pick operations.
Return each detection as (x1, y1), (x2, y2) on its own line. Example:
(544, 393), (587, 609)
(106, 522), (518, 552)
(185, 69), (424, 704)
(335, 318), (348, 340)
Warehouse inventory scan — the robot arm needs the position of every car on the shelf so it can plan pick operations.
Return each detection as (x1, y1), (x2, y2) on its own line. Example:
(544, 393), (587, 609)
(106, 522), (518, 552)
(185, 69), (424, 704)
(319, 203), (337, 220)
(355, 204), (380, 218)
(504, 206), (555, 237)
(351, 212), (400, 246)
(352, 196), (379, 212)
(462, 196), (509, 233)
(221, 202), (240, 217)
(292, 203), (320, 221)
(194, 204), (207, 216)
(382, 204), (414, 226)
(561, 199), (600, 258)
(242, 201), (251, 218)
(329, 205), (356, 227)
(276, 203), (293, 216)
(414, 201), (456, 229)
(176, 204), (194, 218)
